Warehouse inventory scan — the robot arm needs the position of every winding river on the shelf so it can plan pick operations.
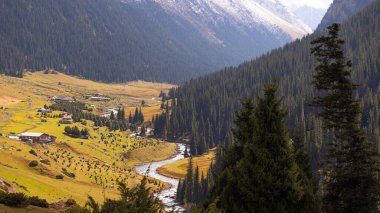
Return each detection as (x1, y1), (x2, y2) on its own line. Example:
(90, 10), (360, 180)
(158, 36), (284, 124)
(134, 143), (186, 212)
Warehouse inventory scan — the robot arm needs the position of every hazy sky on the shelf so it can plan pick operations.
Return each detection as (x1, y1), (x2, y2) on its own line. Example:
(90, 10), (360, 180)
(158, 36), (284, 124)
(279, 0), (334, 9)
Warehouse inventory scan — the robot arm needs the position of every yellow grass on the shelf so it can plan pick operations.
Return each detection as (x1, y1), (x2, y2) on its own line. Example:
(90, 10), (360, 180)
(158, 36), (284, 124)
(0, 72), (178, 205)
(157, 149), (216, 180)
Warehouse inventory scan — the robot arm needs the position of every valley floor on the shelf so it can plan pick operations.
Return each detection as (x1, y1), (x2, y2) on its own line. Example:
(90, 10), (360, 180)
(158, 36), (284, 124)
(0, 72), (177, 207)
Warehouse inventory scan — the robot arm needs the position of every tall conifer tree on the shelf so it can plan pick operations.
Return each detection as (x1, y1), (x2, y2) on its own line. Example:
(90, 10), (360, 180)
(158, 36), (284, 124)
(310, 23), (379, 212)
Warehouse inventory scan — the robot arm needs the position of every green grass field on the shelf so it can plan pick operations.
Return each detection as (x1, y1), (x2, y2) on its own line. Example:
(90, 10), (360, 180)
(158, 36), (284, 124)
(157, 149), (215, 180)
(0, 72), (177, 206)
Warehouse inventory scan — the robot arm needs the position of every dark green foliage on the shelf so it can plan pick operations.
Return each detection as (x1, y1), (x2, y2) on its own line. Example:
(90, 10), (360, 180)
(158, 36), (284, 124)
(40, 159), (51, 165)
(28, 196), (49, 208)
(0, 192), (29, 207)
(84, 177), (162, 213)
(155, 0), (380, 163)
(310, 23), (379, 213)
(29, 149), (37, 156)
(64, 126), (89, 139)
(0, 191), (49, 208)
(210, 83), (320, 212)
(0, 0), (223, 83)
(49, 101), (132, 132)
(65, 198), (77, 206)
(317, 0), (375, 30)
(116, 108), (125, 121)
(28, 160), (38, 167)
(293, 135), (321, 212)
(177, 158), (210, 206)
(62, 168), (76, 179)
(128, 108), (144, 125)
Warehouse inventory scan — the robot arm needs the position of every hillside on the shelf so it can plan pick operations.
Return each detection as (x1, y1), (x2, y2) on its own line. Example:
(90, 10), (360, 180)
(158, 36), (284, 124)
(156, 0), (380, 160)
(317, 0), (376, 30)
(0, 0), (311, 83)
(0, 71), (178, 206)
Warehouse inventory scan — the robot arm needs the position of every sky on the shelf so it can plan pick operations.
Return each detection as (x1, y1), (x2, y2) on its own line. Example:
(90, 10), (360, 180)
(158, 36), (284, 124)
(279, 0), (334, 9)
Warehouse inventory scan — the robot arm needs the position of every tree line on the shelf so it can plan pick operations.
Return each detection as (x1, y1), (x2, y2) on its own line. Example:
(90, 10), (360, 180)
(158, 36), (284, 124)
(49, 101), (135, 132)
(176, 21), (380, 212)
(153, 0), (380, 165)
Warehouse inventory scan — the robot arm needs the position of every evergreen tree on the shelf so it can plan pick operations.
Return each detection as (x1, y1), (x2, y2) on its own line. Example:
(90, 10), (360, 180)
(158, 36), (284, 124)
(129, 112), (133, 124)
(185, 157), (194, 203)
(310, 23), (379, 212)
(293, 134), (321, 212)
(193, 166), (200, 203)
(211, 83), (319, 212)
(110, 111), (115, 120)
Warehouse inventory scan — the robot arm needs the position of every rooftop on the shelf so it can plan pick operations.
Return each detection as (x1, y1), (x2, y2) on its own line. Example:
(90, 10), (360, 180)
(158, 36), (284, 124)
(19, 132), (45, 137)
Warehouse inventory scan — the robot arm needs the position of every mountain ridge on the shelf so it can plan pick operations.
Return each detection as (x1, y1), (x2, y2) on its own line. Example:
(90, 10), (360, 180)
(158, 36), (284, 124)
(0, 0), (312, 83)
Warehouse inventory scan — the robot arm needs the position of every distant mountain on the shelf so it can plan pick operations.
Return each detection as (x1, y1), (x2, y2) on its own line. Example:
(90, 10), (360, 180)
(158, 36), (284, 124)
(0, 0), (311, 83)
(317, 0), (376, 30)
(143, 0), (312, 40)
(293, 6), (326, 30)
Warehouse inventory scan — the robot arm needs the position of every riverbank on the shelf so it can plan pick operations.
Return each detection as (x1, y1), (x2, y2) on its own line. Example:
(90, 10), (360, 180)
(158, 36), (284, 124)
(134, 144), (186, 212)
(157, 149), (216, 180)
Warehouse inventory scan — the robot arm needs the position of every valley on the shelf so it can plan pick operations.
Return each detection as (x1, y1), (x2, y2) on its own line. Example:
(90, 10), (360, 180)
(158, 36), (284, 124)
(0, 71), (179, 208)
(0, 0), (379, 212)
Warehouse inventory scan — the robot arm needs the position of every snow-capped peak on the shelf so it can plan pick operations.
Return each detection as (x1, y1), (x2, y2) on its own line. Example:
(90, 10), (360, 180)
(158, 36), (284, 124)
(150, 0), (311, 40)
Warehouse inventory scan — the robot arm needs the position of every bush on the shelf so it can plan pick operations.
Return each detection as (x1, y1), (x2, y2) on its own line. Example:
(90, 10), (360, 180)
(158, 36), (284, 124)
(29, 196), (49, 208)
(0, 192), (49, 208)
(65, 198), (77, 206)
(56, 174), (64, 179)
(40, 159), (50, 165)
(0, 191), (29, 207)
(29, 149), (37, 156)
(65, 205), (90, 213)
(29, 160), (38, 167)
(62, 168), (75, 178)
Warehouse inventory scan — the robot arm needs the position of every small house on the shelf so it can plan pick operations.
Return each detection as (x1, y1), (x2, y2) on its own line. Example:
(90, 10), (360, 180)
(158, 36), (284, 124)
(37, 108), (48, 113)
(19, 132), (55, 143)
(59, 115), (73, 124)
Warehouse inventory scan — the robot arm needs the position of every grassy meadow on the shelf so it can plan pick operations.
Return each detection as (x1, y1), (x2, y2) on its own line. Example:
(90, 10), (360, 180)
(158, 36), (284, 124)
(157, 149), (216, 180)
(0, 71), (177, 206)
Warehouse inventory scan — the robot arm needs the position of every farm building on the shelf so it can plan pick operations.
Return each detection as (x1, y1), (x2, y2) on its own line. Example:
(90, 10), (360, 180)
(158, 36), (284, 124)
(51, 96), (74, 102)
(59, 115), (73, 124)
(19, 132), (55, 143)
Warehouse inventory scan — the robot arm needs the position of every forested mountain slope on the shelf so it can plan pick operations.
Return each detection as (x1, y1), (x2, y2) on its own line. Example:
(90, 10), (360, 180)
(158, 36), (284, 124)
(0, 0), (310, 83)
(317, 0), (375, 30)
(0, 0), (215, 83)
(158, 0), (380, 161)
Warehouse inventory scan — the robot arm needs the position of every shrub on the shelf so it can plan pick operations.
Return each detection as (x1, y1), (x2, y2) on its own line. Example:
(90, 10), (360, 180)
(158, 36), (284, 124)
(62, 168), (75, 178)
(40, 159), (50, 165)
(0, 191), (29, 207)
(0, 192), (49, 208)
(29, 149), (37, 156)
(56, 174), (64, 179)
(65, 198), (77, 206)
(29, 160), (38, 167)
(29, 196), (49, 208)
(16, 149), (21, 152)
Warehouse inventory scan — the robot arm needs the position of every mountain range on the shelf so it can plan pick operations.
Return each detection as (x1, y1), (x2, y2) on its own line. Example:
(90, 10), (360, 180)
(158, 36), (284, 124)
(0, 0), (311, 83)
